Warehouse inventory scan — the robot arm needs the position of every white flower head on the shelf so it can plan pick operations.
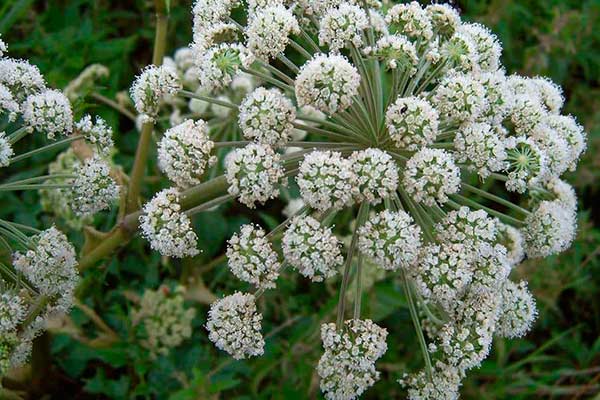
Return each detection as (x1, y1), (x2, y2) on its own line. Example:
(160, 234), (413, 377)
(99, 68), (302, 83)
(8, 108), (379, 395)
(13, 226), (79, 298)
(192, 0), (239, 39)
(510, 94), (545, 135)
(319, 3), (368, 52)
(477, 70), (513, 125)
(470, 242), (511, 293)
(358, 210), (421, 271)
(403, 148), (461, 206)
(522, 200), (576, 258)
(196, 43), (254, 92)
(0, 292), (27, 333)
(226, 143), (285, 208)
(411, 243), (473, 311)
(386, 96), (439, 150)
(544, 177), (577, 214)
(206, 292), (265, 360)
(364, 34), (418, 72)
(531, 76), (564, 114)
(400, 360), (462, 400)
(192, 22), (239, 53)
(297, 150), (356, 211)
(139, 188), (200, 258)
(295, 54), (361, 114)
(0, 58), (46, 102)
(75, 115), (114, 155)
(0, 83), (19, 121)
(73, 155), (120, 216)
(433, 74), (487, 124)
(246, 5), (300, 60)
(318, 319), (388, 400)
(459, 23), (502, 72)
(441, 32), (479, 73)
(349, 148), (399, 204)
(297, 0), (345, 16)
(504, 136), (547, 193)
(282, 215), (343, 282)
(529, 124), (570, 178)
(158, 119), (216, 188)
(227, 224), (281, 289)
(130, 65), (181, 123)
(386, 2), (433, 41)
(454, 122), (507, 179)
(239, 87), (296, 145)
(496, 222), (525, 267)
(435, 206), (498, 249)
(0, 131), (14, 168)
(131, 285), (196, 357)
(425, 4), (461, 38)
(547, 114), (587, 171)
(496, 280), (537, 339)
(22, 90), (73, 139)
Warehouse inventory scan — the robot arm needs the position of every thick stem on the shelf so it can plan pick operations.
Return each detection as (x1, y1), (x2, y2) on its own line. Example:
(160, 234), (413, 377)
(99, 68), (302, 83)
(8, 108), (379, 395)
(125, 1), (169, 212)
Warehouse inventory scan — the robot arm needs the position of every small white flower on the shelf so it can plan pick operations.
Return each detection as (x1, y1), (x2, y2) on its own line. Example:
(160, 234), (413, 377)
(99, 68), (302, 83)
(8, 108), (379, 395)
(403, 148), (461, 206)
(206, 292), (265, 360)
(454, 122), (507, 179)
(73, 155), (120, 216)
(297, 150), (356, 211)
(246, 5), (300, 60)
(544, 177), (577, 214)
(496, 280), (537, 338)
(433, 74), (487, 124)
(546, 114), (587, 171)
(358, 210), (421, 271)
(158, 119), (216, 188)
(192, 0), (239, 39)
(282, 216), (343, 282)
(441, 32), (479, 73)
(196, 43), (254, 92)
(226, 143), (285, 208)
(477, 70), (513, 125)
(400, 360), (462, 400)
(0, 83), (19, 121)
(0, 131), (14, 168)
(192, 22), (239, 53)
(22, 90), (73, 139)
(470, 242), (511, 293)
(459, 23), (502, 72)
(435, 206), (498, 249)
(386, 2), (433, 41)
(522, 200), (576, 258)
(295, 54), (361, 115)
(319, 3), (368, 52)
(509, 94), (545, 135)
(139, 188), (200, 258)
(0, 58), (46, 102)
(75, 115), (114, 155)
(364, 34), (418, 72)
(504, 136), (547, 193)
(130, 65), (181, 122)
(349, 148), (399, 204)
(0, 292), (27, 333)
(529, 124), (570, 178)
(227, 224), (281, 289)
(239, 87), (296, 145)
(386, 96), (439, 150)
(531, 76), (564, 114)
(13, 226), (79, 298)
(425, 4), (460, 38)
(496, 222), (525, 267)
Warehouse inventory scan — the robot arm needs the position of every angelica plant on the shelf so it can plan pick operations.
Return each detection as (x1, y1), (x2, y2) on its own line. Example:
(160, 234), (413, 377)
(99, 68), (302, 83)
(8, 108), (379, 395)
(1, 1), (587, 399)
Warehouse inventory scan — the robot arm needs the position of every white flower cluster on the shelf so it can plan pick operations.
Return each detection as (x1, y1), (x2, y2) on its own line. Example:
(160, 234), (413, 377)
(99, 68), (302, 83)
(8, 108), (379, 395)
(386, 96), (439, 150)
(13, 226), (79, 299)
(350, 148), (399, 204)
(131, 285), (196, 357)
(226, 143), (285, 208)
(523, 200), (576, 258)
(75, 115), (114, 155)
(358, 210), (421, 271)
(0, 58), (46, 102)
(454, 122), (507, 178)
(295, 54), (361, 115)
(319, 4), (368, 52)
(365, 35), (418, 72)
(206, 292), (264, 360)
(282, 216), (343, 282)
(496, 280), (537, 338)
(73, 155), (120, 217)
(195, 43), (254, 92)
(239, 87), (296, 145)
(297, 150), (355, 211)
(318, 319), (388, 400)
(139, 188), (199, 258)
(246, 5), (299, 61)
(158, 119), (216, 188)
(0, 131), (14, 167)
(22, 89), (73, 139)
(433, 75), (487, 123)
(0, 83), (19, 121)
(403, 148), (461, 206)
(227, 224), (281, 289)
(0, 291), (27, 333)
(130, 65), (181, 122)
(386, 2), (433, 41)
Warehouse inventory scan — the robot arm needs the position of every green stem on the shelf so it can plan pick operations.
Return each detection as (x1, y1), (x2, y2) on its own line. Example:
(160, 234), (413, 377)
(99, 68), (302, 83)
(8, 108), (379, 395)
(462, 183), (531, 216)
(241, 67), (295, 93)
(9, 136), (84, 164)
(336, 202), (369, 329)
(179, 90), (239, 110)
(448, 196), (525, 227)
(0, 183), (72, 191)
(8, 126), (29, 145)
(185, 194), (233, 216)
(353, 254), (364, 320)
(1, 173), (75, 187)
(90, 93), (137, 121)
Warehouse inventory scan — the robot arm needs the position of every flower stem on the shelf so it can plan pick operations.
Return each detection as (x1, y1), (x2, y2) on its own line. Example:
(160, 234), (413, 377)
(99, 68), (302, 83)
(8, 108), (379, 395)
(179, 90), (239, 110)
(8, 126), (29, 145)
(448, 195), (525, 226)
(336, 202), (369, 329)
(9, 136), (84, 164)
(90, 93), (136, 122)
(462, 183), (531, 216)
(353, 254), (364, 320)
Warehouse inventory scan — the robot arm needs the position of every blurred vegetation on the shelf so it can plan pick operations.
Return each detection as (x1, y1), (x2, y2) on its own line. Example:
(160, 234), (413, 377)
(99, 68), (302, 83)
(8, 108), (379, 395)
(1, 0), (599, 398)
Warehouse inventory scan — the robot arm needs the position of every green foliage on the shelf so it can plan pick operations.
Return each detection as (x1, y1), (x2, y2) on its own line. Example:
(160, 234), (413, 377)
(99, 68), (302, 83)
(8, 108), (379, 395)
(1, 0), (599, 398)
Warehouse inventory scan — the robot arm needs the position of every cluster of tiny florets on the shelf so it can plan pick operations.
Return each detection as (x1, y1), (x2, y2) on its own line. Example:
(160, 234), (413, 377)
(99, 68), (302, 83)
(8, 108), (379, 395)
(73, 156), (120, 217)
(227, 224), (281, 289)
(75, 115), (114, 155)
(246, 5), (300, 61)
(319, 3), (368, 52)
(386, 97), (439, 150)
(22, 89), (73, 139)
(139, 189), (199, 258)
(350, 148), (399, 204)
(130, 65), (182, 122)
